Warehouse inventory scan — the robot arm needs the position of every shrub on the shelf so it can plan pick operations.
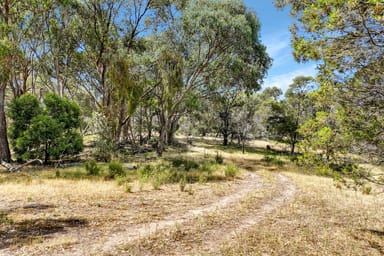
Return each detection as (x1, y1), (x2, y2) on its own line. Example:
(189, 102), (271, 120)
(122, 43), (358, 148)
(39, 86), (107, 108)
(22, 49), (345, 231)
(225, 163), (239, 178)
(138, 164), (155, 181)
(179, 176), (187, 192)
(170, 157), (199, 171)
(152, 175), (163, 190)
(199, 161), (215, 175)
(108, 161), (125, 178)
(0, 212), (13, 225)
(199, 173), (208, 184)
(316, 165), (333, 176)
(215, 152), (224, 164)
(262, 155), (284, 166)
(84, 159), (101, 175)
(8, 93), (83, 163)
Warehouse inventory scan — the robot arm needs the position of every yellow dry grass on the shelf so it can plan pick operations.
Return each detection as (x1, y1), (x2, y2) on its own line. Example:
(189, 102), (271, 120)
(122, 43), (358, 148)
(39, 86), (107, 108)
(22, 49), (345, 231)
(1, 138), (383, 255)
(220, 171), (384, 256)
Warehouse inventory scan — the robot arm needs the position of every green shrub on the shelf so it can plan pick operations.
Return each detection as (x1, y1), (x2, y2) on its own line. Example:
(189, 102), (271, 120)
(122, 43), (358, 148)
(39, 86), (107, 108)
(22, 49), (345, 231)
(225, 163), (239, 178)
(115, 175), (130, 186)
(215, 152), (224, 164)
(151, 175), (163, 190)
(60, 168), (85, 179)
(170, 157), (199, 171)
(199, 161), (215, 175)
(84, 159), (101, 175)
(0, 212), (13, 225)
(179, 176), (187, 192)
(108, 161), (125, 178)
(138, 164), (155, 182)
(262, 155), (284, 166)
(198, 173), (208, 184)
(8, 93), (83, 163)
(316, 165), (333, 176)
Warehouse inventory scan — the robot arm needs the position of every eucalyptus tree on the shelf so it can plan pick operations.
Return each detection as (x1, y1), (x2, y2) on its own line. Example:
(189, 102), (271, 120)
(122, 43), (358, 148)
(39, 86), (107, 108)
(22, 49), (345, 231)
(0, 0), (38, 162)
(77, 0), (156, 144)
(266, 76), (316, 154)
(275, 0), (384, 160)
(28, 0), (83, 98)
(149, 0), (270, 155)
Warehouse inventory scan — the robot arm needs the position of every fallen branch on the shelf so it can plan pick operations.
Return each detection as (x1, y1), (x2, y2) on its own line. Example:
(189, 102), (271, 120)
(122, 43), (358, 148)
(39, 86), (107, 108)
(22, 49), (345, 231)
(1, 159), (43, 172)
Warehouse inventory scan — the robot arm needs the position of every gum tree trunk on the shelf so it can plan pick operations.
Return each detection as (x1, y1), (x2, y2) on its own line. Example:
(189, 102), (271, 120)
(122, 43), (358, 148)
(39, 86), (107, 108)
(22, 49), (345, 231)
(0, 86), (11, 162)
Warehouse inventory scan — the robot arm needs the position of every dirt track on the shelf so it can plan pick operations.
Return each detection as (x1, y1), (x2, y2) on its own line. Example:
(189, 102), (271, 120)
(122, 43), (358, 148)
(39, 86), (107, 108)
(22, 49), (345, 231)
(64, 172), (295, 255)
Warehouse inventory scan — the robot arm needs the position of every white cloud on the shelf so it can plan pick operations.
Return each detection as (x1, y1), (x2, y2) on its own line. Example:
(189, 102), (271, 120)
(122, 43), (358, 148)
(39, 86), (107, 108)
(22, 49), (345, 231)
(266, 40), (290, 58)
(262, 31), (292, 67)
(263, 64), (318, 92)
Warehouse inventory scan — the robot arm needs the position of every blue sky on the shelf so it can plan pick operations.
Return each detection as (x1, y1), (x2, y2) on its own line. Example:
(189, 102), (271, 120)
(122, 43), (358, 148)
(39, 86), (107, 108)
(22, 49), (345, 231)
(243, 0), (317, 93)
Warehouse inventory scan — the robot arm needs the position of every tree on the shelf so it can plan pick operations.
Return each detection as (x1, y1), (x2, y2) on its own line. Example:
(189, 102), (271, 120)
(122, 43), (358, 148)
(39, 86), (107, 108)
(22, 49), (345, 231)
(8, 93), (83, 163)
(0, 39), (11, 162)
(275, 0), (384, 160)
(149, 0), (270, 154)
(266, 76), (315, 154)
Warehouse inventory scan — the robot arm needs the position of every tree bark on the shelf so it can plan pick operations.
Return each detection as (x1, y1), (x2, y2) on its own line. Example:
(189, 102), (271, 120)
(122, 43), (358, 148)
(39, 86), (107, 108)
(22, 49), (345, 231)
(290, 132), (297, 155)
(167, 115), (180, 145)
(0, 86), (11, 162)
(223, 132), (229, 146)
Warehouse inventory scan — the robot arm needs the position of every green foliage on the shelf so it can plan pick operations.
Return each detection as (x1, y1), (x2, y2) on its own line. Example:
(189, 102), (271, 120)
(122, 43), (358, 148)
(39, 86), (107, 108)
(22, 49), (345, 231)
(224, 163), (240, 178)
(108, 161), (125, 178)
(8, 93), (83, 163)
(93, 113), (115, 162)
(137, 157), (223, 189)
(8, 94), (41, 149)
(215, 152), (224, 164)
(84, 159), (100, 176)
(262, 155), (285, 166)
(179, 176), (187, 192)
(0, 211), (13, 225)
(170, 157), (199, 171)
(276, 0), (384, 160)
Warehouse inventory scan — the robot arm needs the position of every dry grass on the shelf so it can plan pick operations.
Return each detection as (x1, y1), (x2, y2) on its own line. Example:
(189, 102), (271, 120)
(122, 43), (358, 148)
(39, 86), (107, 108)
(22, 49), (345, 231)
(0, 164), (245, 254)
(0, 138), (383, 255)
(220, 171), (384, 256)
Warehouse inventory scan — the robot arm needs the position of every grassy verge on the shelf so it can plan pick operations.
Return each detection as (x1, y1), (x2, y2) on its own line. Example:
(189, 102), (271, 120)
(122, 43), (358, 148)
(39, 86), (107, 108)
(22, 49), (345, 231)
(220, 171), (384, 256)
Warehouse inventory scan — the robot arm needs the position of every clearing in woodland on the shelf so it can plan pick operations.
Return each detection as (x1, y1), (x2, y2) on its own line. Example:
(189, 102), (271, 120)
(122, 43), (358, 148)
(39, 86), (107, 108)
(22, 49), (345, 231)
(0, 139), (383, 255)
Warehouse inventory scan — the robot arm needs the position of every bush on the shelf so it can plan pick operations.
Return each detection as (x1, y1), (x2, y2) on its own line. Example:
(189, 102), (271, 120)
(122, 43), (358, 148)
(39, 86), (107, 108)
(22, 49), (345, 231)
(215, 152), (224, 164)
(225, 163), (239, 178)
(138, 164), (155, 182)
(84, 159), (101, 175)
(262, 155), (284, 166)
(8, 93), (83, 163)
(179, 176), (187, 192)
(316, 165), (333, 176)
(108, 161), (125, 178)
(199, 161), (215, 175)
(170, 157), (199, 171)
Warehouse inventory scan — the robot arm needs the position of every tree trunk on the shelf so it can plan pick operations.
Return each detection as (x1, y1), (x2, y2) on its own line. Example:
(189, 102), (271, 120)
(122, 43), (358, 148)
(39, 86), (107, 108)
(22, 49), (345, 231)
(0, 86), (11, 162)
(167, 115), (180, 145)
(290, 142), (295, 155)
(115, 97), (127, 143)
(157, 113), (168, 157)
(223, 132), (229, 146)
(220, 110), (230, 146)
(290, 132), (297, 155)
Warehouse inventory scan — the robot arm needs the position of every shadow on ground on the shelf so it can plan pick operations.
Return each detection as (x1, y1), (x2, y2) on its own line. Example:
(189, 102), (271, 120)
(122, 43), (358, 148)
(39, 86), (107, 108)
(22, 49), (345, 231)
(0, 207), (87, 249)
